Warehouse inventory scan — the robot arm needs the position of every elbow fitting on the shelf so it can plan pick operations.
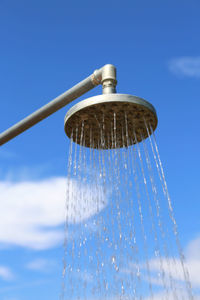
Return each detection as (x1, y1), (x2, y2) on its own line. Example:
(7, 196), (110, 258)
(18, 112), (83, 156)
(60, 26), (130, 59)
(92, 64), (117, 94)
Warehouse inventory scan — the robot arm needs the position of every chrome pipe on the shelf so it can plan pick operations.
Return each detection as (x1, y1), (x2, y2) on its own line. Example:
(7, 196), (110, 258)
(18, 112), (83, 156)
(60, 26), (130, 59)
(0, 64), (117, 146)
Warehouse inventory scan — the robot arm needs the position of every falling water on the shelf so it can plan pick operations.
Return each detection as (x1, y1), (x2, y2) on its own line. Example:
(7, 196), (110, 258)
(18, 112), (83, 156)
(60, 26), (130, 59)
(61, 113), (193, 300)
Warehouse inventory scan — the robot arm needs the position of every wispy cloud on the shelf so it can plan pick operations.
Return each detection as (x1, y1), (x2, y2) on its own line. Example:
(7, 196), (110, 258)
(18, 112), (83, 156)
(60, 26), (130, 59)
(0, 266), (14, 281)
(169, 56), (200, 78)
(121, 235), (200, 298)
(0, 149), (17, 160)
(142, 237), (200, 289)
(0, 279), (53, 294)
(26, 258), (55, 272)
(185, 235), (200, 259)
(0, 177), (107, 250)
(143, 291), (200, 300)
(73, 269), (94, 284)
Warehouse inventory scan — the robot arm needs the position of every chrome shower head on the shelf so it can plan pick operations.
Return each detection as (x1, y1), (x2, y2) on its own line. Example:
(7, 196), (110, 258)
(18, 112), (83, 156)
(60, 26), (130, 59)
(64, 93), (157, 149)
(0, 64), (157, 148)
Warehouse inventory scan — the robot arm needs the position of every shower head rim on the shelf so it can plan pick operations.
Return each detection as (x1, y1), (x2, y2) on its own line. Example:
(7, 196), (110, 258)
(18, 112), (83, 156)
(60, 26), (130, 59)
(64, 93), (158, 149)
(64, 93), (157, 126)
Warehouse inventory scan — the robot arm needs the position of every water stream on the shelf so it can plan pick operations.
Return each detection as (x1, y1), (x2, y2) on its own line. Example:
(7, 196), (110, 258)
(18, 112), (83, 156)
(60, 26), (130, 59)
(60, 115), (193, 300)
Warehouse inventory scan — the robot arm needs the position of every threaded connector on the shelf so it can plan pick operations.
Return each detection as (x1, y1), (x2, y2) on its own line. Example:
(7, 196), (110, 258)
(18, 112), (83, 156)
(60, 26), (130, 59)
(101, 64), (117, 94)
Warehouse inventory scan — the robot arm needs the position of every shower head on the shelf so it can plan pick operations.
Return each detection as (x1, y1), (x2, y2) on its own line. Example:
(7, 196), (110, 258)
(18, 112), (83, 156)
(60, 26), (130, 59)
(0, 64), (157, 148)
(64, 93), (157, 149)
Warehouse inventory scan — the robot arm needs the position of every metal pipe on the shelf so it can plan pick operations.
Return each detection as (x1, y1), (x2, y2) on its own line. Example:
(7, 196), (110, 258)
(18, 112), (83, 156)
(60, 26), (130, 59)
(0, 64), (117, 146)
(101, 64), (117, 94)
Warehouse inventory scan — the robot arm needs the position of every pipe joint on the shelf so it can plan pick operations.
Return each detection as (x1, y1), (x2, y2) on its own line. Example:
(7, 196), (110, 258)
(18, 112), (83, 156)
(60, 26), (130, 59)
(91, 64), (117, 94)
(101, 64), (117, 94)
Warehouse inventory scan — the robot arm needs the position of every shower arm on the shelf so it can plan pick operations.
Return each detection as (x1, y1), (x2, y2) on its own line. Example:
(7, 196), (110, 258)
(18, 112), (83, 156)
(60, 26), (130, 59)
(0, 64), (117, 146)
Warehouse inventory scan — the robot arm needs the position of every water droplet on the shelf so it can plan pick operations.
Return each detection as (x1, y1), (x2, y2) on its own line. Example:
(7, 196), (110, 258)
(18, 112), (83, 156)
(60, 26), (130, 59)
(111, 256), (116, 264)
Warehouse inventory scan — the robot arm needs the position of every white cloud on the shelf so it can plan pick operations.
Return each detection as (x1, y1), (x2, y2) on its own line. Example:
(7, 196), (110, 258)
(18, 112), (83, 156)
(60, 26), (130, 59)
(140, 239), (200, 289)
(143, 291), (200, 300)
(184, 236), (200, 288)
(186, 236), (200, 259)
(26, 258), (55, 272)
(169, 56), (200, 77)
(0, 177), (107, 250)
(121, 235), (200, 298)
(0, 266), (14, 281)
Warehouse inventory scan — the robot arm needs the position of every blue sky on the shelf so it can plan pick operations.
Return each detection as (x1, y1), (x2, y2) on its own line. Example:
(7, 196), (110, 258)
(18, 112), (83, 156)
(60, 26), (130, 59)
(0, 0), (200, 299)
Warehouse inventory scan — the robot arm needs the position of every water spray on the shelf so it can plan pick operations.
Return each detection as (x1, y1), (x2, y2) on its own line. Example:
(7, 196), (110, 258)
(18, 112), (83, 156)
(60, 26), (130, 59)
(0, 65), (194, 299)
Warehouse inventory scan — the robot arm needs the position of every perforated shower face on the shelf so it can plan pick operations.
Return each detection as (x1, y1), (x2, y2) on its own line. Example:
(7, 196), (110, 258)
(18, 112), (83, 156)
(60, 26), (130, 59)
(64, 94), (158, 149)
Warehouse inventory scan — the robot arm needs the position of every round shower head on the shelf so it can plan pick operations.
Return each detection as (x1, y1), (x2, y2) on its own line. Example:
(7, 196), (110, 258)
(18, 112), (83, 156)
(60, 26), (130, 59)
(64, 94), (157, 149)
